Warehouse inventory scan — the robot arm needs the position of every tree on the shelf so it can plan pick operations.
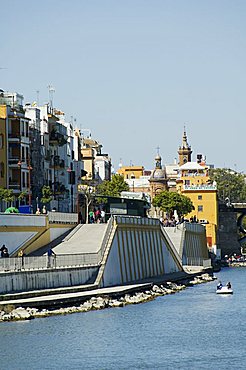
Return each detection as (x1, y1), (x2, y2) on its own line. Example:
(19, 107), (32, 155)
(209, 168), (246, 202)
(152, 191), (194, 217)
(79, 185), (94, 223)
(0, 188), (15, 203)
(96, 174), (129, 197)
(41, 186), (53, 204)
(18, 191), (27, 201)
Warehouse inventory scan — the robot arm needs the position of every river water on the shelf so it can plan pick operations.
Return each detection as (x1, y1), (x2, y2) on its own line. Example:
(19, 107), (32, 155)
(1, 267), (246, 370)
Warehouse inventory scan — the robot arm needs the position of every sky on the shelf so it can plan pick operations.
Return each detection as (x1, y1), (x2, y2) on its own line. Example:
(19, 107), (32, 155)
(1, 0), (246, 172)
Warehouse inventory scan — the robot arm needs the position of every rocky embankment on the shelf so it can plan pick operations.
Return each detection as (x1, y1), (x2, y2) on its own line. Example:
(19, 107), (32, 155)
(229, 262), (246, 268)
(0, 273), (214, 322)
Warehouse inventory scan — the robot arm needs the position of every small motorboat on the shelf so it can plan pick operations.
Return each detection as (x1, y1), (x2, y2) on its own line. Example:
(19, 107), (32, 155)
(216, 286), (233, 294)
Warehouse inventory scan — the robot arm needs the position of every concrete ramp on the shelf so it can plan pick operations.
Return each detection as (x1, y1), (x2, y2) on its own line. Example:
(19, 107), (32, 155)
(53, 224), (108, 254)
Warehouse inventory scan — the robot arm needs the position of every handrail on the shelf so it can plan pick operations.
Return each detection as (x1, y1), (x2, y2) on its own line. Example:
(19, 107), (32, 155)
(99, 217), (114, 261)
(0, 253), (101, 272)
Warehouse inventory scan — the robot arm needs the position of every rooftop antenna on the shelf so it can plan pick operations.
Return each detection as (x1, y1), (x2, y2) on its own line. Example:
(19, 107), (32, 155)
(47, 84), (55, 110)
(36, 90), (40, 105)
(80, 129), (91, 138)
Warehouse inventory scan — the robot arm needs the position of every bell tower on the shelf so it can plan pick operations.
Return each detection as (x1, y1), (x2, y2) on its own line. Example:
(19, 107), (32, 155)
(178, 127), (192, 165)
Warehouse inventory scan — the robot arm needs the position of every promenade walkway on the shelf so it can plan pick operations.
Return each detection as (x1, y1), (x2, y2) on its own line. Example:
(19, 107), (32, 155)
(0, 283), (152, 308)
(53, 224), (108, 254)
(32, 224), (108, 256)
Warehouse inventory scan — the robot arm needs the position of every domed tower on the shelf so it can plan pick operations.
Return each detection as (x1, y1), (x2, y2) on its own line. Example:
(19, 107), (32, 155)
(149, 154), (168, 199)
(178, 128), (192, 165)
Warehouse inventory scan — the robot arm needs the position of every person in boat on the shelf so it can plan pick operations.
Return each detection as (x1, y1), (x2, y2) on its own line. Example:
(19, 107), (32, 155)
(226, 282), (231, 289)
(217, 281), (223, 290)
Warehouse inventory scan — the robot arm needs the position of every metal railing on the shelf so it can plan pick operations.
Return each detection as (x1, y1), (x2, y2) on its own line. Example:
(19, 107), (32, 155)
(0, 253), (101, 272)
(48, 212), (78, 224)
(184, 257), (211, 267)
(99, 216), (114, 259)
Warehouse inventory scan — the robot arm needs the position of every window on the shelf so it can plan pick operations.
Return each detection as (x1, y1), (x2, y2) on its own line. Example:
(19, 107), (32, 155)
(0, 134), (3, 149)
(185, 180), (190, 185)
(198, 195), (202, 200)
(198, 205), (203, 212)
(0, 162), (4, 178)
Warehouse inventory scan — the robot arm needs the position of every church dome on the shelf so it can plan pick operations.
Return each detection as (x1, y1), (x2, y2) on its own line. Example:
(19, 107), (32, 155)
(149, 152), (167, 182)
(151, 168), (166, 180)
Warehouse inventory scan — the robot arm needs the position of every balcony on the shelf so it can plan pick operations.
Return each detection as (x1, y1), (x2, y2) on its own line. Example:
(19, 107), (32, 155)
(50, 156), (65, 169)
(9, 181), (20, 190)
(8, 132), (20, 140)
(183, 184), (217, 191)
(49, 131), (67, 146)
(8, 156), (20, 165)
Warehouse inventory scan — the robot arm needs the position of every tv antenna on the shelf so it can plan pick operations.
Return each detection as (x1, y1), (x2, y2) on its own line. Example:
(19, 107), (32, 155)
(47, 84), (55, 109)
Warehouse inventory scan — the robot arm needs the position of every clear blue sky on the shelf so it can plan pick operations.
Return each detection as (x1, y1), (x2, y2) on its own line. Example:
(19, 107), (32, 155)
(1, 0), (246, 172)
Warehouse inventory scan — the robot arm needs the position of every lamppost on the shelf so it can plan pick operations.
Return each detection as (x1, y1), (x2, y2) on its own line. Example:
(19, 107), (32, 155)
(18, 158), (32, 206)
(17, 160), (22, 193)
(67, 167), (73, 212)
(27, 157), (33, 206)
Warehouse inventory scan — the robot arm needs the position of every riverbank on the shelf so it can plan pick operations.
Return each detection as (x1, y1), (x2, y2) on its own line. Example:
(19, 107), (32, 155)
(0, 273), (214, 322)
(229, 261), (246, 267)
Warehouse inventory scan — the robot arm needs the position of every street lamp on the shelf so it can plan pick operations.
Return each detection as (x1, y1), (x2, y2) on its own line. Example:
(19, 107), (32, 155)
(17, 160), (22, 193)
(18, 158), (32, 206)
(67, 167), (73, 212)
(27, 157), (33, 206)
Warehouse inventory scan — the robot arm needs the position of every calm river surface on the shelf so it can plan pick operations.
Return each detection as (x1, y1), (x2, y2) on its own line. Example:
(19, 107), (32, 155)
(1, 267), (246, 370)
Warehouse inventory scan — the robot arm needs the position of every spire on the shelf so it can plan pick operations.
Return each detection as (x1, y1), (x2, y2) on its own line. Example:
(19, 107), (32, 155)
(178, 126), (192, 165)
(181, 125), (190, 149)
(155, 146), (161, 169)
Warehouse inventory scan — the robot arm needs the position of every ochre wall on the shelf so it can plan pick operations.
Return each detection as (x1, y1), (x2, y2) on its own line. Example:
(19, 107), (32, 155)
(0, 106), (7, 188)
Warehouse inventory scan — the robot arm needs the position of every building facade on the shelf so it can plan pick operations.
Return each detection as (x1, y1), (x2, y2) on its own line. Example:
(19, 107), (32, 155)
(0, 92), (31, 207)
(176, 162), (218, 249)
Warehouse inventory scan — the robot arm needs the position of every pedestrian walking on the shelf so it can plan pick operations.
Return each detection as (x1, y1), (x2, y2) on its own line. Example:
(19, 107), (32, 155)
(101, 209), (105, 223)
(18, 249), (25, 268)
(95, 209), (101, 223)
(47, 248), (56, 268)
(0, 245), (9, 258)
(89, 210), (94, 224)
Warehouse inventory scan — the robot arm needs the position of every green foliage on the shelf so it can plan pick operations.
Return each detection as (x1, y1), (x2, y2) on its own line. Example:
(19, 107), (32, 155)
(18, 191), (27, 200)
(41, 186), (52, 204)
(209, 168), (246, 202)
(96, 174), (129, 198)
(0, 187), (15, 203)
(153, 191), (194, 216)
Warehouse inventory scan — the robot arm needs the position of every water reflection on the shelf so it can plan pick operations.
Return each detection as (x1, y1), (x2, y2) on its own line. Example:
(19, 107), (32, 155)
(1, 268), (246, 369)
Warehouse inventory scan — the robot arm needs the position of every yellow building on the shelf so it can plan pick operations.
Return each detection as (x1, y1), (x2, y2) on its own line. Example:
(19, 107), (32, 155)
(81, 147), (95, 180)
(81, 138), (102, 180)
(0, 93), (31, 205)
(0, 105), (8, 188)
(117, 166), (144, 179)
(176, 161), (218, 249)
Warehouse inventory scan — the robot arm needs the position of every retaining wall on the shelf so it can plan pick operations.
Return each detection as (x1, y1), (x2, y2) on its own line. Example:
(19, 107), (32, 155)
(100, 216), (183, 287)
(0, 213), (76, 255)
(0, 266), (98, 294)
